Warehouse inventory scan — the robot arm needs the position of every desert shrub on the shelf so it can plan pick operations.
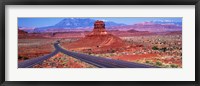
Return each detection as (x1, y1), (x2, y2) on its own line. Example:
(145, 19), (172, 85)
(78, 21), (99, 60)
(88, 52), (92, 55)
(18, 56), (23, 59)
(145, 60), (150, 63)
(23, 57), (29, 60)
(18, 56), (29, 60)
(160, 47), (167, 52)
(111, 50), (116, 53)
(170, 64), (178, 68)
(156, 61), (162, 66)
(152, 46), (159, 50)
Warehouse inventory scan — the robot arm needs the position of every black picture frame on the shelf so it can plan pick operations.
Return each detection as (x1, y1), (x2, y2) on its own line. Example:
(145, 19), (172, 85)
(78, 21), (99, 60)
(0, 0), (199, 86)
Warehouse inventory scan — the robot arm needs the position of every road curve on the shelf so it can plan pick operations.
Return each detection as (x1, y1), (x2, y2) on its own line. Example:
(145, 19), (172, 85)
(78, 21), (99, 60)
(18, 43), (158, 68)
(56, 43), (157, 68)
(18, 49), (59, 68)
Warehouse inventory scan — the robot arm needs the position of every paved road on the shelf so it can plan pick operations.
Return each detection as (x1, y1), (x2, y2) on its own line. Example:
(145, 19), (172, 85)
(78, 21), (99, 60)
(18, 49), (59, 68)
(18, 43), (158, 68)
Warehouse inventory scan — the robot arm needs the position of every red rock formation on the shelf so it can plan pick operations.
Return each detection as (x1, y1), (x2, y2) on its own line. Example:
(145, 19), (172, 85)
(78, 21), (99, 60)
(87, 20), (108, 36)
(18, 29), (27, 35)
(18, 29), (47, 39)
(63, 20), (128, 54)
(18, 29), (28, 39)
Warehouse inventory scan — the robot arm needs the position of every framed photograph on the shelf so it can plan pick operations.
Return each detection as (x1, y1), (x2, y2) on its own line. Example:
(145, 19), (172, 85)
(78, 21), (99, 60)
(0, 0), (199, 86)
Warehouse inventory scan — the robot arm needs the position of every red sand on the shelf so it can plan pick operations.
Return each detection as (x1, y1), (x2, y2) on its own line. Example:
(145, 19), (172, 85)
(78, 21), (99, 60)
(112, 54), (158, 61)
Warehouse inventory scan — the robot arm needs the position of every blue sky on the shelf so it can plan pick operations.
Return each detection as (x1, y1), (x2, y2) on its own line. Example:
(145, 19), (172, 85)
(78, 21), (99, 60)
(18, 17), (182, 28)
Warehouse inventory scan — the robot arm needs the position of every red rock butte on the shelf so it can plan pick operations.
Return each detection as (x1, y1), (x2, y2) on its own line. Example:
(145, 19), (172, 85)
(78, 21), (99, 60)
(88, 20), (108, 35)
(64, 20), (127, 53)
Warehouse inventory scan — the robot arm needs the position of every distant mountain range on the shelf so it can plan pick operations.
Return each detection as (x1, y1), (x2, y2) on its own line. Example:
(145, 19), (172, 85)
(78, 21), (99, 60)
(108, 22), (182, 32)
(18, 27), (35, 33)
(19, 18), (182, 33)
(33, 18), (126, 32)
(150, 20), (182, 26)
